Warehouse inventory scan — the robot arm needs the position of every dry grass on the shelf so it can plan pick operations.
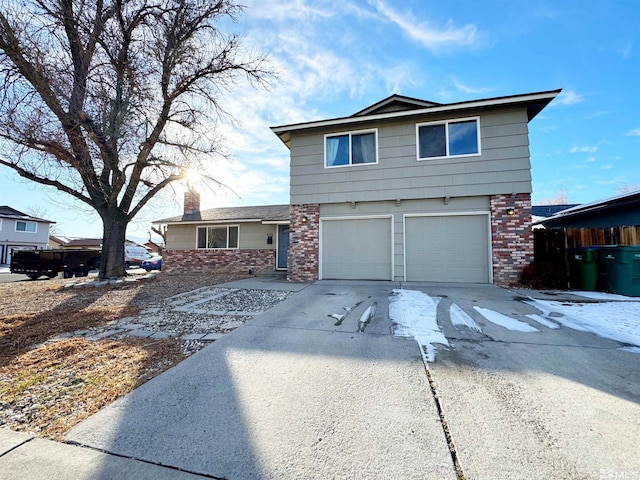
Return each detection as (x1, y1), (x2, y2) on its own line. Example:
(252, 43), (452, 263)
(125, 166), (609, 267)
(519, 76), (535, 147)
(0, 272), (246, 440)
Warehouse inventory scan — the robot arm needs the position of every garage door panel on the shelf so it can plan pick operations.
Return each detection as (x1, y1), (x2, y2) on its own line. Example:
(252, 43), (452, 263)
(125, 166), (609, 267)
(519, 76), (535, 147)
(405, 215), (489, 283)
(322, 218), (392, 280)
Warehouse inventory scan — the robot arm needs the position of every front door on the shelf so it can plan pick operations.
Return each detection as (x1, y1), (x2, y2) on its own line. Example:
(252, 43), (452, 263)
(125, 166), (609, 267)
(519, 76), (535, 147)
(277, 225), (289, 270)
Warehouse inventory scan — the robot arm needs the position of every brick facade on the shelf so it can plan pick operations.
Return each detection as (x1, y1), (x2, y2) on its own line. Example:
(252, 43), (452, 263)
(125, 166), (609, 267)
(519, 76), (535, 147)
(490, 193), (533, 285)
(287, 204), (319, 282)
(163, 249), (275, 275)
(183, 189), (200, 215)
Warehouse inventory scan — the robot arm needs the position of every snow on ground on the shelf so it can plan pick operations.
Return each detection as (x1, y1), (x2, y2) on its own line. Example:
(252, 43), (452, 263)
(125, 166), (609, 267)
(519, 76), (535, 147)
(569, 291), (636, 301)
(449, 303), (482, 332)
(527, 299), (640, 348)
(525, 313), (560, 329)
(473, 306), (540, 332)
(387, 288), (640, 361)
(389, 289), (448, 362)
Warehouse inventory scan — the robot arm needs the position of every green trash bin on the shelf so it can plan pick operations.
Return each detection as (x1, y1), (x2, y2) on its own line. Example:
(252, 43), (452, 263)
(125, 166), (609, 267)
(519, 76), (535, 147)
(599, 246), (640, 297)
(569, 247), (599, 291)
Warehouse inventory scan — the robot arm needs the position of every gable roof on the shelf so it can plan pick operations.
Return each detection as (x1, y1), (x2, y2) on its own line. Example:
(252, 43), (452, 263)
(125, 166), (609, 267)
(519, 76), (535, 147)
(353, 94), (441, 116)
(271, 88), (562, 148)
(0, 205), (54, 223)
(155, 204), (290, 224)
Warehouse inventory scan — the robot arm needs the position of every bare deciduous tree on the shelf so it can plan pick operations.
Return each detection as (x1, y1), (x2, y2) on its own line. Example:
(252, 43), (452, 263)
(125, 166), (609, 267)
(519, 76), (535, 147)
(0, 0), (271, 278)
(540, 189), (570, 205)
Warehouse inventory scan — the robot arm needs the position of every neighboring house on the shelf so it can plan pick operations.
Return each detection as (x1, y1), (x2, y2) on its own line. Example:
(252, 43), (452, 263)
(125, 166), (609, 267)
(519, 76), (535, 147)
(536, 190), (640, 247)
(531, 204), (579, 230)
(61, 238), (103, 249)
(0, 206), (54, 266)
(144, 240), (163, 256)
(48, 235), (68, 249)
(50, 237), (149, 250)
(156, 191), (290, 275)
(271, 89), (561, 284)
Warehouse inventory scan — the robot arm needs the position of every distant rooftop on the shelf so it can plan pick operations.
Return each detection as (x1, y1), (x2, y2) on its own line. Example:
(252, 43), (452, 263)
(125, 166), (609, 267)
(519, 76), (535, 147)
(531, 204), (579, 218)
(0, 205), (54, 223)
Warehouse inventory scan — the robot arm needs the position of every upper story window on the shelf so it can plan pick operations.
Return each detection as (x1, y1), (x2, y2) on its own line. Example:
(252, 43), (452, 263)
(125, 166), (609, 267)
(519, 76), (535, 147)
(417, 117), (480, 160)
(197, 225), (239, 249)
(15, 220), (37, 233)
(325, 129), (377, 168)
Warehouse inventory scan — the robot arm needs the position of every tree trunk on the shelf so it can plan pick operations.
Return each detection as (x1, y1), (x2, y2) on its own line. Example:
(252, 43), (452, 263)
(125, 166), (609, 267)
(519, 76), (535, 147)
(99, 209), (129, 279)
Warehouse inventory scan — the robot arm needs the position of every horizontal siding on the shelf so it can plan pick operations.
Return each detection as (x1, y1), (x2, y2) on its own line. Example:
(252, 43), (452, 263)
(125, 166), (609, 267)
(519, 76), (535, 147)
(290, 107), (531, 204)
(166, 224), (196, 250)
(238, 223), (278, 249)
(166, 223), (277, 250)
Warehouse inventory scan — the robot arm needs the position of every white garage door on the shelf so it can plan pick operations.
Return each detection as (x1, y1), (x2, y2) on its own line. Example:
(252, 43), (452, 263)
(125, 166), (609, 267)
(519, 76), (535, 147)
(405, 214), (489, 283)
(321, 217), (392, 280)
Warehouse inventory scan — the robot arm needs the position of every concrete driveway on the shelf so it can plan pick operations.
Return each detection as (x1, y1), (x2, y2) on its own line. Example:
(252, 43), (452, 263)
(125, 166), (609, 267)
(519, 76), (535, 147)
(417, 283), (640, 480)
(64, 280), (454, 479)
(59, 279), (639, 479)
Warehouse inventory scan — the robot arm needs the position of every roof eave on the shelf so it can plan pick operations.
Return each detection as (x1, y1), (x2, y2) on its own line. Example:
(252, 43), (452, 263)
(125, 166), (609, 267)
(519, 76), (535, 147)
(271, 88), (562, 147)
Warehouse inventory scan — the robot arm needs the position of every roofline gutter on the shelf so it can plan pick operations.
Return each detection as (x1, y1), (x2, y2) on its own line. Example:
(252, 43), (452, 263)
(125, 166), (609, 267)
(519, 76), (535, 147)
(154, 219), (290, 226)
(270, 89), (562, 145)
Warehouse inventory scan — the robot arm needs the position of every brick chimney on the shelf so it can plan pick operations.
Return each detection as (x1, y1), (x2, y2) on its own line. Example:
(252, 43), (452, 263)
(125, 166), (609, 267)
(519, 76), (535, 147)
(184, 189), (200, 215)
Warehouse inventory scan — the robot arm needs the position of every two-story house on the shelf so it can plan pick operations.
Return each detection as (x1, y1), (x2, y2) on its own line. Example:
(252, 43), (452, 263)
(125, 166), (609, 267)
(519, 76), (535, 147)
(272, 89), (560, 284)
(0, 206), (54, 266)
(157, 89), (560, 284)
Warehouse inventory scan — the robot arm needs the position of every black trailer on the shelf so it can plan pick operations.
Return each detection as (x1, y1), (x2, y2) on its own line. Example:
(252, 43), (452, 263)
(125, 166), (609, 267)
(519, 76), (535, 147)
(10, 249), (101, 280)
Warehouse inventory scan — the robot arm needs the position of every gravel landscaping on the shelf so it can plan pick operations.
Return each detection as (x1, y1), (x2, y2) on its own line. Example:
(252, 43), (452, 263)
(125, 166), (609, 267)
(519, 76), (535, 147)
(0, 272), (297, 439)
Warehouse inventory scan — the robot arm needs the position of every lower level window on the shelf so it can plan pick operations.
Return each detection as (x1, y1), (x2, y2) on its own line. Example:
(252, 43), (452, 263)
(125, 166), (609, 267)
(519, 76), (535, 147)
(197, 226), (239, 249)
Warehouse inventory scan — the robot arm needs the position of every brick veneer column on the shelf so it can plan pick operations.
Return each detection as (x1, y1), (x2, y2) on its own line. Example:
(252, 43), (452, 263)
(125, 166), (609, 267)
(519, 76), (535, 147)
(287, 204), (319, 282)
(490, 193), (533, 285)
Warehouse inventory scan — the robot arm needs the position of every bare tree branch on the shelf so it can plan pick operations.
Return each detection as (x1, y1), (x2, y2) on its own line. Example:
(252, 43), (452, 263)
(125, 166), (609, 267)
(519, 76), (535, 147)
(0, 0), (273, 278)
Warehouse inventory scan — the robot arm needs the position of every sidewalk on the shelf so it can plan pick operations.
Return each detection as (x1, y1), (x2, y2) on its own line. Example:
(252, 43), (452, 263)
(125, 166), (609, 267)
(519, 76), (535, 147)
(0, 429), (208, 479)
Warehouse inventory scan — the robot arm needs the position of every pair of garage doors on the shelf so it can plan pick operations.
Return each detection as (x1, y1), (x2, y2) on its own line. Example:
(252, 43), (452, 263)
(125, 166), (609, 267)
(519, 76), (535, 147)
(321, 214), (490, 283)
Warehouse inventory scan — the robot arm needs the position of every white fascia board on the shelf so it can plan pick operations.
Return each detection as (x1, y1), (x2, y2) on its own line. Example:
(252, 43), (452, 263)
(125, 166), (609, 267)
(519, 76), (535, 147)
(271, 90), (561, 135)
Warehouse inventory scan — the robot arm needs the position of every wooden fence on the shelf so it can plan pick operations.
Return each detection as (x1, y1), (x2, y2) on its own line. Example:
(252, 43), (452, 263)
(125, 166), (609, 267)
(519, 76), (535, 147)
(531, 226), (640, 288)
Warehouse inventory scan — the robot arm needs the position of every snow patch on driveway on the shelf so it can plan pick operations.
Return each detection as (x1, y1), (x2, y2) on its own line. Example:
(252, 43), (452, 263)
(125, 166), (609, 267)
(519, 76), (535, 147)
(389, 289), (448, 362)
(527, 299), (640, 347)
(449, 303), (482, 332)
(525, 313), (560, 329)
(473, 307), (540, 332)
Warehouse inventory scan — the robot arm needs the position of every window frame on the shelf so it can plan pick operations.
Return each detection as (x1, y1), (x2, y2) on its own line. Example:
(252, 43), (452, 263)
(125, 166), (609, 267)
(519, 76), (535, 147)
(15, 220), (37, 233)
(324, 128), (379, 169)
(195, 225), (240, 249)
(416, 117), (481, 161)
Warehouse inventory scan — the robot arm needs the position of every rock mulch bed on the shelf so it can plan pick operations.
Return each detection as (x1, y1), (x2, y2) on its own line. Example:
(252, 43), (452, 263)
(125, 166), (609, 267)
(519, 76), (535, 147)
(0, 273), (295, 439)
(34, 285), (297, 355)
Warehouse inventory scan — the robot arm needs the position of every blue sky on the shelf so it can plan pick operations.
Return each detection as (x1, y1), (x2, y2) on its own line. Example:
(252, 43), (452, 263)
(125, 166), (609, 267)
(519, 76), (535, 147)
(1, 0), (639, 242)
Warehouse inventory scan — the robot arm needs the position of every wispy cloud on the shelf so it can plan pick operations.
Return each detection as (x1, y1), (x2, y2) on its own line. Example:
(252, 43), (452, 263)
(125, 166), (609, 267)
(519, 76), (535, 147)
(452, 78), (496, 95)
(621, 42), (633, 60)
(245, 0), (332, 21)
(625, 128), (640, 137)
(570, 146), (598, 153)
(371, 1), (481, 51)
(553, 89), (584, 106)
